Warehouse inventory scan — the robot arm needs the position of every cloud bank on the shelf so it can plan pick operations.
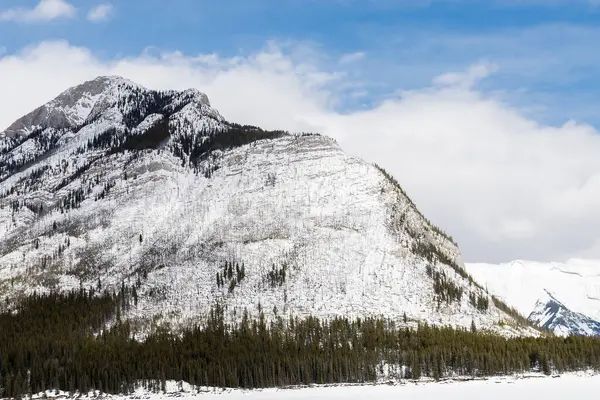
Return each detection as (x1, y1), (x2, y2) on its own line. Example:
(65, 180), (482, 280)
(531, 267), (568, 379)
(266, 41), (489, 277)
(1, 40), (600, 263)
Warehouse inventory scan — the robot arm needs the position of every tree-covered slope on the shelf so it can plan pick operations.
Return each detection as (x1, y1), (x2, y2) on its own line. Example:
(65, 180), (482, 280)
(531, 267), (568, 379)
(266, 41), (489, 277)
(1, 289), (599, 398)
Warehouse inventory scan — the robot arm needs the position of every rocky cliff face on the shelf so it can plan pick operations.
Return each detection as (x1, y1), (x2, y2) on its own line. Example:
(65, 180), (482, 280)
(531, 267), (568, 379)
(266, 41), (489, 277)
(0, 77), (535, 336)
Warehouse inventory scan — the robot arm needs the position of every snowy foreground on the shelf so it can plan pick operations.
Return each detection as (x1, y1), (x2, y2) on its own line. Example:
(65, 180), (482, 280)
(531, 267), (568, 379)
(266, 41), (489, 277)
(29, 373), (600, 400)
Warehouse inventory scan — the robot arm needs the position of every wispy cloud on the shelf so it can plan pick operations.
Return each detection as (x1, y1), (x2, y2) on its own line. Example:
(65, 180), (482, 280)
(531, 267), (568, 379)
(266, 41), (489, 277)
(87, 4), (113, 22)
(339, 52), (365, 64)
(433, 63), (498, 89)
(0, 0), (76, 23)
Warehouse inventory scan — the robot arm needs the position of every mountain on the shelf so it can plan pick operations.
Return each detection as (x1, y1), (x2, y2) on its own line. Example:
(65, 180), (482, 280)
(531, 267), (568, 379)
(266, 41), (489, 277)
(529, 290), (600, 336)
(466, 260), (600, 336)
(0, 76), (535, 335)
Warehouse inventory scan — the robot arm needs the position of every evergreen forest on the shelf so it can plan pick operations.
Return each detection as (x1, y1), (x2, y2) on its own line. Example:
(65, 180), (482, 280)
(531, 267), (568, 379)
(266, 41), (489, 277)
(1, 288), (600, 399)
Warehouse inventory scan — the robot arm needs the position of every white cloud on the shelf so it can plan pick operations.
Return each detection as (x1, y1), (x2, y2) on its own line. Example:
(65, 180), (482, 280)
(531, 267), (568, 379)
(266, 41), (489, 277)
(87, 4), (113, 22)
(339, 52), (365, 64)
(432, 63), (498, 89)
(1, 40), (600, 263)
(0, 0), (76, 22)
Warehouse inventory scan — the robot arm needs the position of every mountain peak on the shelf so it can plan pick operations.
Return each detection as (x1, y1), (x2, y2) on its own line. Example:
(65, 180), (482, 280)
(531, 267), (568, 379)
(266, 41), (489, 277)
(0, 76), (225, 182)
(1, 75), (135, 138)
(1, 76), (214, 139)
(89, 75), (145, 86)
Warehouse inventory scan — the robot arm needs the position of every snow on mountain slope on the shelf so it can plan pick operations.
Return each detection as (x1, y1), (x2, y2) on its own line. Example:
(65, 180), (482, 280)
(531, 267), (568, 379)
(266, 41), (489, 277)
(0, 77), (537, 336)
(528, 290), (600, 336)
(466, 260), (600, 335)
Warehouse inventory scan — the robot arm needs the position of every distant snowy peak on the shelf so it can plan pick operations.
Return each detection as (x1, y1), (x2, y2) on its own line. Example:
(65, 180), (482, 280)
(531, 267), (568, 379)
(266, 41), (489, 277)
(529, 290), (600, 336)
(466, 260), (600, 336)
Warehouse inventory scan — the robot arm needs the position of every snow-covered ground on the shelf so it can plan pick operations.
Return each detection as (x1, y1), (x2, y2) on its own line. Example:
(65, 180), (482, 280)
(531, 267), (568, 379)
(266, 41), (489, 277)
(203, 375), (600, 400)
(198, 375), (600, 399)
(28, 373), (600, 400)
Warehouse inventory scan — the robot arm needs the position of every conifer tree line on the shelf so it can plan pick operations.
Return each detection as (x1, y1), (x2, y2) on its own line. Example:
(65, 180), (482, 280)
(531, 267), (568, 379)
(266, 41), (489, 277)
(2, 289), (600, 398)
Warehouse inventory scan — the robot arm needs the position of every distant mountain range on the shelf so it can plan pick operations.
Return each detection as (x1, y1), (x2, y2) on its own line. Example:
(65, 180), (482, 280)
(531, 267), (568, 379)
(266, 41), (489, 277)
(466, 260), (600, 336)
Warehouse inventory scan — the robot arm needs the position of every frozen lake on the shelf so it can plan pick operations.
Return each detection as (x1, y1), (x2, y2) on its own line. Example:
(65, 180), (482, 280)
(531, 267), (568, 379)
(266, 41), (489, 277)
(194, 374), (600, 399)
(31, 374), (600, 400)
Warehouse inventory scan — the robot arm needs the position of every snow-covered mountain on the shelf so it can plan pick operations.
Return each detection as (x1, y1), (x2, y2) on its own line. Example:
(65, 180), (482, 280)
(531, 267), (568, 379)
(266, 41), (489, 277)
(466, 260), (600, 336)
(0, 76), (536, 336)
(529, 290), (600, 336)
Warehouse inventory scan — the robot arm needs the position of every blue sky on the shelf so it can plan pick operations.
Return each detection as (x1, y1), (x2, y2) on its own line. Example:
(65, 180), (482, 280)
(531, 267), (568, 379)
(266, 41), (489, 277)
(3, 0), (600, 263)
(3, 0), (600, 123)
